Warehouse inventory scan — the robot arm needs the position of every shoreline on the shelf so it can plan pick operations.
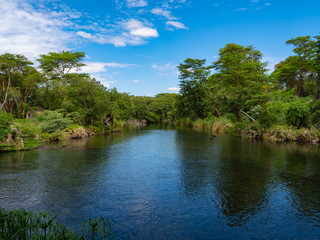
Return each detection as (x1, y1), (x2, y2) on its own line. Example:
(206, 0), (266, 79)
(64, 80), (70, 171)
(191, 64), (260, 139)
(175, 118), (320, 145)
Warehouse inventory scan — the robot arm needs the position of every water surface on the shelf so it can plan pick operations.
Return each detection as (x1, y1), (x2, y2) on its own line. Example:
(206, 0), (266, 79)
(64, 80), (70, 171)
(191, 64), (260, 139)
(1, 128), (320, 239)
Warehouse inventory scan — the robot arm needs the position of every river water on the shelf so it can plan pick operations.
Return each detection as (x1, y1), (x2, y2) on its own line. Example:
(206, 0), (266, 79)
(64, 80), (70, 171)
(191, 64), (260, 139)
(1, 127), (320, 239)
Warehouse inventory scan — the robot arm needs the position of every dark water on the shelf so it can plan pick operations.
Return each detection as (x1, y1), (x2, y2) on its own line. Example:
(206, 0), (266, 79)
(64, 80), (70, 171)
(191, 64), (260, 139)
(1, 127), (320, 239)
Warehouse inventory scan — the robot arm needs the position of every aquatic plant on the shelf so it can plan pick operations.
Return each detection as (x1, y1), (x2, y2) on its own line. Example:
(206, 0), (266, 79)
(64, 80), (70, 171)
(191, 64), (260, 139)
(0, 208), (115, 240)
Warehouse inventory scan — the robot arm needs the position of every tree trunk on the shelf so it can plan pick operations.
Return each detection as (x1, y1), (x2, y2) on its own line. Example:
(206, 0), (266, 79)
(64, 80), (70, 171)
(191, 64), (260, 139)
(0, 72), (11, 110)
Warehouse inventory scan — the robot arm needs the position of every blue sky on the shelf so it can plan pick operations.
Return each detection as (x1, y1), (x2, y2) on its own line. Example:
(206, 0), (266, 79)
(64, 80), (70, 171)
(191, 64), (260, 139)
(0, 0), (320, 96)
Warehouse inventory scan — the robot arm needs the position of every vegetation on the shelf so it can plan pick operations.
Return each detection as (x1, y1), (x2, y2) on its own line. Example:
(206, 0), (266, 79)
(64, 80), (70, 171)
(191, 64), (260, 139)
(174, 34), (320, 143)
(0, 50), (176, 151)
(1, 34), (320, 150)
(0, 207), (115, 240)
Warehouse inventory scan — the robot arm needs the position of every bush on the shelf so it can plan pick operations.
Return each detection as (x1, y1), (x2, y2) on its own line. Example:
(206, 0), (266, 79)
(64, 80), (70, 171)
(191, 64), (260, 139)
(0, 110), (13, 142)
(211, 117), (233, 133)
(285, 101), (310, 128)
(39, 110), (73, 133)
(12, 119), (42, 139)
(228, 122), (248, 136)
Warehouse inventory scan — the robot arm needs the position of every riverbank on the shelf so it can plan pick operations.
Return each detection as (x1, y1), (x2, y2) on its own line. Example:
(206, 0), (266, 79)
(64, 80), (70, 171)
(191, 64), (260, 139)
(0, 115), (147, 152)
(175, 117), (320, 144)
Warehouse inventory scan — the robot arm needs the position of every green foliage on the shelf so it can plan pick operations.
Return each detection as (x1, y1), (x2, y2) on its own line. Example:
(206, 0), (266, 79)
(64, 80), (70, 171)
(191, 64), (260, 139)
(285, 100), (310, 128)
(0, 207), (115, 240)
(39, 110), (73, 133)
(0, 110), (13, 141)
(12, 119), (41, 139)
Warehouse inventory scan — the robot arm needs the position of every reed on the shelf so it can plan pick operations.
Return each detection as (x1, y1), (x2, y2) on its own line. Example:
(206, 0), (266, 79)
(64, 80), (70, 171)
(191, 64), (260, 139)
(0, 208), (115, 240)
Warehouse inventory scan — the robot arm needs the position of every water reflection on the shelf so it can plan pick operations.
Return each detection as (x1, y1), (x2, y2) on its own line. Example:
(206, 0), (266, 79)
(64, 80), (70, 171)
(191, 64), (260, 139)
(1, 128), (320, 239)
(175, 131), (272, 226)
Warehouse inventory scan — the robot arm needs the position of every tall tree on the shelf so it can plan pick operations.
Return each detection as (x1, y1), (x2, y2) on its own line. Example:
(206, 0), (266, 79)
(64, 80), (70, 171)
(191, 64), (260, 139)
(273, 36), (316, 97)
(212, 43), (268, 117)
(38, 51), (85, 85)
(37, 51), (86, 108)
(177, 58), (220, 118)
(0, 53), (33, 113)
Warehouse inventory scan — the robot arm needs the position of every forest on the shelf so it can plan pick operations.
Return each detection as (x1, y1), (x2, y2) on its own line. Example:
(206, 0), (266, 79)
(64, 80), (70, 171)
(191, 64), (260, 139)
(1, 34), (320, 151)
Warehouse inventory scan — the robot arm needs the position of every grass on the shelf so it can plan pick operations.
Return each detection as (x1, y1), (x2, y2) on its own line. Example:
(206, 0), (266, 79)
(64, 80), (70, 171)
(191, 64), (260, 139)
(0, 208), (115, 240)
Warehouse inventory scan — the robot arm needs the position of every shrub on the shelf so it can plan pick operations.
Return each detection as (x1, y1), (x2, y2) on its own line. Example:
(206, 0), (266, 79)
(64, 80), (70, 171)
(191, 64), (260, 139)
(12, 119), (42, 139)
(211, 117), (233, 133)
(285, 101), (310, 128)
(0, 110), (13, 141)
(39, 110), (73, 133)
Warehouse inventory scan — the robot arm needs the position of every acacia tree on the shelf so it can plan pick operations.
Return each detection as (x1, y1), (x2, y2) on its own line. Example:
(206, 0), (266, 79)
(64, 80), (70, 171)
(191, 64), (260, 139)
(177, 58), (220, 119)
(38, 51), (85, 85)
(0, 53), (35, 115)
(37, 51), (86, 108)
(272, 36), (317, 97)
(211, 43), (269, 117)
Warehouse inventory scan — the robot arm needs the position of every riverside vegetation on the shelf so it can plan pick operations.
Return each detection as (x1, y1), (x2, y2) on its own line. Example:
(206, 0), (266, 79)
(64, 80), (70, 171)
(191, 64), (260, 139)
(1, 34), (320, 152)
(0, 207), (115, 240)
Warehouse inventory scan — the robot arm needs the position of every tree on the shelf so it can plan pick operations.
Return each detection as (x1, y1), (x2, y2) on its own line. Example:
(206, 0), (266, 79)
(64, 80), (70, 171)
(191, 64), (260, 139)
(273, 36), (317, 97)
(37, 51), (86, 108)
(177, 58), (220, 119)
(38, 51), (85, 85)
(211, 43), (269, 118)
(0, 53), (34, 114)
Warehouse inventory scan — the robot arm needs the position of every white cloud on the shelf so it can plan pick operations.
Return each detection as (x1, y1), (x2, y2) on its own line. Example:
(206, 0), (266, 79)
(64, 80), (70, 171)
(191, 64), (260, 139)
(132, 80), (140, 83)
(152, 62), (179, 77)
(0, 0), (76, 59)
(168, 87), (180, 92)
(77, 19), (159, 47)
(151, 8), (177, 20)
(77, 31), (93, 39)
(90, 73), (117, 87)
(124, 19), (159, 38)
(130, 27), (159, 37)
(127, 0), (148, 7)
(166, 21), (188, 30)
(78, 62), (138, 73)
(101, 80), (116, 87)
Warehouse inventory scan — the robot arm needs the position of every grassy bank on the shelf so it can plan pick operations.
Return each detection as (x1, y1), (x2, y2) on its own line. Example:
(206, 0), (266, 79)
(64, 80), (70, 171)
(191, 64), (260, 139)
(0, 110), (147, 152)
(0, 207), (115, 240)
(175, 117), (320, 144)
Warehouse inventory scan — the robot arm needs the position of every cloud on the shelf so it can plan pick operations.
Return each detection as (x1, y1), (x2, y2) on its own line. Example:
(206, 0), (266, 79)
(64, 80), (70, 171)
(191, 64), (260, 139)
(152, 62), (179, 76)
(124, 19), (159, 38)
(0, 0), (76, 59)
(77, 31), (93, 39)
(90, 73), (117, 87)
(77, 19), (159, 46)
(167, 87), (180, 92)
(151, 8), (177, 20)
(166, 21), (188, 30)
(78, 62), (138, 73)
(127, 0), (148, 7)
(130, 27), (159, 37)
(132, 80), (140, 83)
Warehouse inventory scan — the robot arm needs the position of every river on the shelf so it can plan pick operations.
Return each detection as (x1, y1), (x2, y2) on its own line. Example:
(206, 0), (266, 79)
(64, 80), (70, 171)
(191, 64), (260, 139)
(1, 127), (320, 239)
